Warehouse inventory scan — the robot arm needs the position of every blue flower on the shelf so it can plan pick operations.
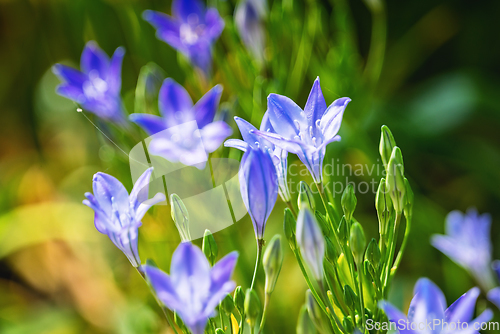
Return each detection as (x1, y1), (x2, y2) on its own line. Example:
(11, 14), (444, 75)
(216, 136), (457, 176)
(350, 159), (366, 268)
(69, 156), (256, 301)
(486, 262), (500, 310)
(224, 113), (291, 202)
(83, 168), (165, 267)
(129, 78), (232, 167)
(239, 146), (278, 240)
(380, 278), (492, 334)
(144, 243), (238, 334)
(254, 77), (350, 183)
(235, 0), (267, 62)
(53, 41), (126, 124)
(296, 208), (325, 281)
(431, 209), (496, 291)
(143, 0), (224, 74)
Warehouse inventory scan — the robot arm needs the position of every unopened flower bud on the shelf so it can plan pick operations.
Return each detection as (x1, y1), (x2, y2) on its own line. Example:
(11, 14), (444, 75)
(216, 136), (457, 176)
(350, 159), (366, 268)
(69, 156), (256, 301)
(298, 181), (316, 212)
(221, 294), (235, 315)
(350, 222), (366, 265)
(305, 290), (326, 332)
(341, 184), (357, 222)
(365, 238), (381, 269)
(386, 147), (406, 214)
(284, 208), (297, 250)
(202, 229), (218, 266)
(325, 236), (338, 263)
(343, 317), (354, 333)
(343, 284), (357, 311)
(234, 286), (245, 315)
(296, 208), (325, 281)
(315, 211), (331, 237)
(376, 178), (393, 237)
(215, 329), (225, 334)
(337, 216), (348, 244)
(170, 194), (191, 242)
(263, 235), (284, 294)
(244, 289), (261, 328)
(403, 178), (413, 219)
(379, 125), (396, 169)
(297, 305), (317, 334)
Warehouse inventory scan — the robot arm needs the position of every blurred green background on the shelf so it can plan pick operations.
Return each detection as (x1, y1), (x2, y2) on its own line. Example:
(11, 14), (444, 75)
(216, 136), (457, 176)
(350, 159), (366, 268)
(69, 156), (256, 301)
(1, 0), (500, 333)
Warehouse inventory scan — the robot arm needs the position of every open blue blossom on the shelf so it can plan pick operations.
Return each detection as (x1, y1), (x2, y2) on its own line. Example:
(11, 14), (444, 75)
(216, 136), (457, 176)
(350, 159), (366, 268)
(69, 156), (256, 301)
(225, 113), (291, 202)
(235, 0), (267, 62)
(144, 243), (238, 334)
(431, 209), (496, 291)
(83, 168), (165, 267)
(129, 78), (232, 167)
(53, 41), (126, 124)
(486, 261), (500, 310)
(296, 208), (325, 281)
(254, 77), (350, 183)
(380, 278), (492, 334)
(143, 0), (224, 74)
(239, 146), (278, 240)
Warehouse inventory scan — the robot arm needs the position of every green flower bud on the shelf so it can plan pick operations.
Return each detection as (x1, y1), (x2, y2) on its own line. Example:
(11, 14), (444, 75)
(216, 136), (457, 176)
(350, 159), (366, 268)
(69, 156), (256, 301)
(170, 194), (191, 242)
(403, 178), (413, 220)
(315, 211), (331, 237)
(202, 229), (218, 266)
(305, 290), (326, 332)
(244, 289), (261, 328)
(215, 329), (225, 334)
(298, 181), (316, 212)
(221, 294), (235, 316)
(376, 178), (393, 238)
(324, 236), (337, 263)
(284, 208), (297, 250)
(173, 311), (186, 331)
(386, 147), (406, 214)
(337, 216), (348, 244)
(379, 125), (396, 169)
(341, 184), (357, 222)
(365, 238), (381, 269)
(343, 284), (357, 311)
(297, 305), (317, 334)
(263, 235), (284, 294)
(350, 222), (366, 265)
(234, 286), (245, 315)
(323, 261), (337, 286)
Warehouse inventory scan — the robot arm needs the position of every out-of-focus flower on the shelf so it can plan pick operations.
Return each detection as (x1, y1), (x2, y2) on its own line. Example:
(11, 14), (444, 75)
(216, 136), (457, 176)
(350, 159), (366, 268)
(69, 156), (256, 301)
(296, 208), (325, 281)
(224, 113), (290, 201)
(53, 41), (126, 124)
(254, 77), (350, 183)
(431, 209), (496, 291)
(239, 146), (278, 240)
(380, 278), (492, 334)
(83, 168), (165, 267)
(486, 261), (500, 310)
(144, 243), (238, 334)
(143, 0), (224, 74)
(235, 0), (267, 62)
(130, 78), (232, 167)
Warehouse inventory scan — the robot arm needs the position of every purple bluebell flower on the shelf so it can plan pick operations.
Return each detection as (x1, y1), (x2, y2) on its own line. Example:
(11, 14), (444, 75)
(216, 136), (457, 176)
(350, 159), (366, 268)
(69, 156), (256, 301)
(144, 243), (238, 334)
(486, 261), (500, 310)
(296, 208), (325, 281)
(235, 0), (267, 62)
(254, 77), (350, 183)
(53, 41), (126, 124)
(143, 0), (224, 74)
(129, 78), (232, 167)
(431, 209), (496, 291)
(239, 146), (278, 240)
(83, 168), (165, 267)
(380, 278), (492, 334)
(224, 113), (291, 202)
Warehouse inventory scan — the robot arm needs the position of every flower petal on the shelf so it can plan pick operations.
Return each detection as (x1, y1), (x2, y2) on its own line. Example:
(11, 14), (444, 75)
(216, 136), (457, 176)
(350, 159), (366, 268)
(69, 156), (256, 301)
(304, 77), (326, 138)
(135, 192), (166, 222)
(80, 41), (110, 76)
(172, 0), (205, 23)
(193, 85), (222, 128)
(224, 139), (249, 152)
(56, 84), (85, 103)
(407, 278), (446, 330)
(92, 172), (130, 215)
(210, 251), (238, 292)
(170, 243), (211, 290)
(159, 78), (194, 120)
(445, 287), (480, 324)
(142, 10), (185, 51)
(52, 64), (87, 86)
(143, 265), (183, 310)
(107, 47), (125, 94)
(129, 113), (166, 135)
(319, 97), (350, 141)
(487, 287), (500, 310)
(200, 121), (233, 152)
(267, 93), (305, 140)
(130, 167), (154, 210)
(378, 301), (413, 334)
(205, 8), (225, 41)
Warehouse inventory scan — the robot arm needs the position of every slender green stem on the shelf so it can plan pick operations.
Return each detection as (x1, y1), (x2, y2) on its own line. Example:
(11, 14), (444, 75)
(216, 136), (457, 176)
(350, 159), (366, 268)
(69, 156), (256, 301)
(391, 213), (411, 279)
(240, 239), (264, 334)
(383, 213), (401, 297)
(286, 200), (297, 217)
(293, 249), (328, 314)
(318, 280), (346, 334)
(219, 306), (225, 330)
(136, 267), (179, 334)
(356, 261), (366, 332)
(258, 293), (270, 333)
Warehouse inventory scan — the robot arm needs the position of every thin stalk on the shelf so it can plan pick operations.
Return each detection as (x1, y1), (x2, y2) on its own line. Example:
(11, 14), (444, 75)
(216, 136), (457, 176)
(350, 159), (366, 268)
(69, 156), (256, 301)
(240, 239), (264, 334)
(356, 262), (366, 332)
(286, 200), (297, 217)
(383, 213), (401, 297)
(318, 280), (346, 334)
(219, 306), (225, 330)
(391, 213), (412, 280)
(258, 293), (270, 333)
(136, 267), (179, 334)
